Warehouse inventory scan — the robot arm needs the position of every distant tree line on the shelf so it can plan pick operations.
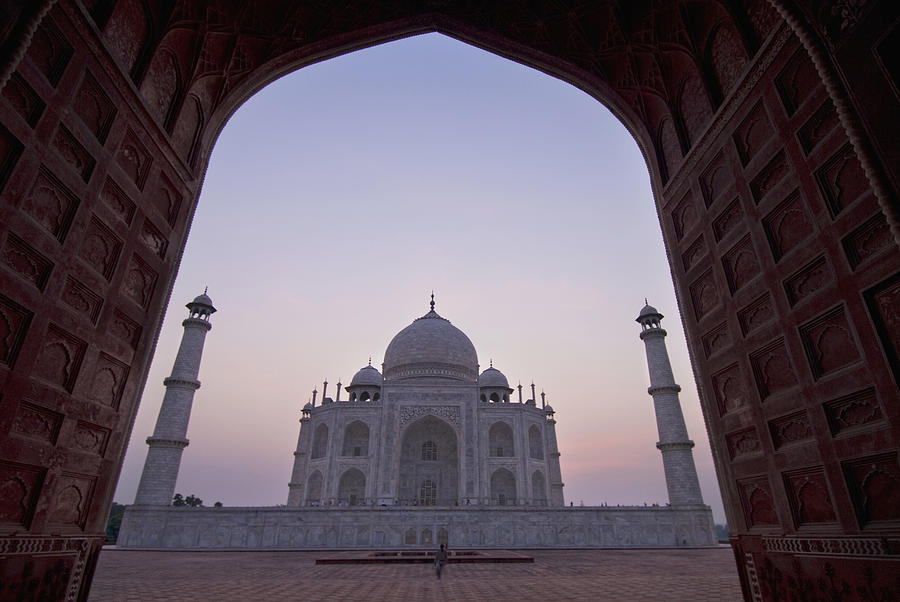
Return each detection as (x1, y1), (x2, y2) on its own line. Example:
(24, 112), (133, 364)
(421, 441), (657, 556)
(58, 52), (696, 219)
(104, 494), (223, 543)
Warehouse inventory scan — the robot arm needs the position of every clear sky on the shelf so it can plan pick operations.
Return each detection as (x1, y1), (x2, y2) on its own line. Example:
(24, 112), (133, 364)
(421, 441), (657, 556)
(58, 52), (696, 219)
(114, 33), (727, 523)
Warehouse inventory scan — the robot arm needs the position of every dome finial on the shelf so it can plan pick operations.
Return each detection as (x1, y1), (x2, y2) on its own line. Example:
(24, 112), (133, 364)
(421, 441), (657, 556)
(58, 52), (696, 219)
(368, 356), (372, 366)
(644, 297), (648, 305)
(430, 290), (435, 312)
(490, 358), (493, 368)
(205, 286), (208, 295)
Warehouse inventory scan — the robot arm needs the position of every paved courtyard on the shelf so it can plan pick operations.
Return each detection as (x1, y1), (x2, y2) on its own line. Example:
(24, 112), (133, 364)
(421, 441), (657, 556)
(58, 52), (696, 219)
(88, 546), (743, 601)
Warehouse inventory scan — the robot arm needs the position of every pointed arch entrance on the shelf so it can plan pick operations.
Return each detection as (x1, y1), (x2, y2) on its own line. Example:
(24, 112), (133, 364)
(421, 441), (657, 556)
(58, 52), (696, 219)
(398, 416), (459, 506)
(0, 2), (898, 598)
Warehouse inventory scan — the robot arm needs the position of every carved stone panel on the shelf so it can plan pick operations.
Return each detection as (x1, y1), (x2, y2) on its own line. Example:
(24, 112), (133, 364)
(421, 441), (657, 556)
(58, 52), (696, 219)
(723, 236), (760, 294)
(797, 99), (839, 155)
(139, 218), (167, 259)
(61, 276), (103, 325)
(115, 128), (151, 189)
(12, 401), (63, 444)
(71, 421), (110, 456)
(108, 308), (141, 350)
(681, 235), (707, 272)
(0, 294), (32, 367)
(733, 102), (772, 165)
(815, 143), (868, 217)
(74, 70), (117, 143)
(700, 152), (732, 207)
(0, 124), (23, 192)
(842, 212), (892, 270)
(762, 191), (814, 261)
(701, 322), (730, 359)
(738, 294), (775, 336)
(823, 388), (885, 437)
(783, 256), (833, 307)
(0, 460), (45, 527)
(738, 476), (780, 529)
(769, 410), (813, 449)
(53, 125), (95, 183)
(47, 473), (95, 529)
(689, 270), (719, 321)
(842, 453), (900, 527)
(89, 353), (129, 409)
(799, 306), (861, 379)
(33, 324), (87, 393)
(783, 467), (837, 527)
(23, 167), (80, 242)
(712, 199), (744, 242)
(25, 17), (72, 86)
(78, 216), (122, 280)
(100, 177), (136, 225)
(864, 275), (900, 386)
(671, 193), (698, 240)
(750, 151), (790, 204)
(712, 363), (747, 415)
(2, 233), (53, 290)
(750, 339), (798, 400)
(726, 427), (762, 460)
(775, 48), (819, 115)
(121, 255), (157, 309)
(154, 172), (183, 226)
(2, 72), (45, 127)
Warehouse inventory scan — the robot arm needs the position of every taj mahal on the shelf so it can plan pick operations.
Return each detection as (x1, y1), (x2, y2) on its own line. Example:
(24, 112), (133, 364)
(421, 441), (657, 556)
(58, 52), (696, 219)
(118, 293), (716, 549)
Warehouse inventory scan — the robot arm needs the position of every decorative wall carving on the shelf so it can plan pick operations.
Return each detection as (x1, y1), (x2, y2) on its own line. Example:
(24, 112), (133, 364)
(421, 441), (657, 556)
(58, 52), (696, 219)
(783, 256), (832, 306)
(671, 193), (698, 240)
(815, 143), (868, 217)
(108, 308), (141, 349)
(73, 70), (116, 143)
(115, 128), (151, 189)
(726, 427), (762, 460)
(172, 94), (203, 165)
(864, 275), (900, 386)
(121, 255), (157, 309)
(398, 405), (460, 429)
(78, 216), (122, 280)
(797, 99), (839, 155)
(3, 72), (45, 127)
(769, 410), (812, 449)
(738, 294), (775, 335)
(0, 124), (23, 192)
(53, 125), (95, 183)
(140, 48), (180, 126)
(155, 172), (182, 226)
(712, 364), (746, 414)
(823, 388), (884, 436)
(723, 236), (760, 294)
(842, 212), (892, 269)
(842, 452), (900, 526)
(23, 167), (79, 242)
(48, 473), (95, 529)
(733, 102), (771, 165)
(33, 324), (86, 393)
(139, 219), (167, 259)
(681, 235), (707, 271)
(25, 17), (72, 86)
(762, 191), (813, 262)
(750, 151), (789, 203)
(783, 467), (837, 526)
(774, 47), (819, 115)
(12, 401), (63, 444)
(0, 294), (32, 367)
(750, 339), (798, 400)
(0, 460), (45, 527)
(61, 276), (103, 324)
(799, 306), (861, 379)
(72, 421), (109, 456)
(89, 353), (129, 409)
(701, 322), (730, 358)
(700, 152), (731, 207)
(713, 198), (744, 242)
(2, 233), (53, 290)
(738, 476), (780, 528)
(689, 270), (719, 320)
(100, 177), (135, 225)
(103, 0), (149, 76)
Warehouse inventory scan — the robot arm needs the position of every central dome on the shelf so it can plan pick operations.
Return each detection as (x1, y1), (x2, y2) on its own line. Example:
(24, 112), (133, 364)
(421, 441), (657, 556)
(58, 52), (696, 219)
(383, 305), (478, 382)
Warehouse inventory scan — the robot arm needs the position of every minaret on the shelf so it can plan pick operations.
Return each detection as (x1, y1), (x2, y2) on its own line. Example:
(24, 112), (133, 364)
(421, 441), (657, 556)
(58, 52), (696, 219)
(544, 403), (565, 506)
(636, 301), (704, 506)
(133, 290), (216, 505)
(287, 401), (313, 506)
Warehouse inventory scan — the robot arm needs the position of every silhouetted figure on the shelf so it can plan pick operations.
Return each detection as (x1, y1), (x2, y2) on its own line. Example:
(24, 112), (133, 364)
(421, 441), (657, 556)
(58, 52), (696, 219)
(435, 544), (448, 580)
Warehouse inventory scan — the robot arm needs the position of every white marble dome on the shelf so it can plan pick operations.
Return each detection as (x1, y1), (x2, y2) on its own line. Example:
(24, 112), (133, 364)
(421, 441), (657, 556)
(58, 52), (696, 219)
(349, 364), (383, 387)
(479, 366), (510, 389)
(383, 308), (478, 382)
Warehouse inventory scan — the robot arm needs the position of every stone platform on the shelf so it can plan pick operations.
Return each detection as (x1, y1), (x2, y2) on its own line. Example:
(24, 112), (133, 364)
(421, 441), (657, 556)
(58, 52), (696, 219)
(87, 547), (742, 601)
(118, 504), (716, 550)
(315, 549), (534, 564)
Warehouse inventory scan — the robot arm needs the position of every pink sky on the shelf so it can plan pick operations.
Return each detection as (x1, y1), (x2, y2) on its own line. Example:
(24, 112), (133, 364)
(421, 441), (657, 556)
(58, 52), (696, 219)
(113, 33), (727, 523)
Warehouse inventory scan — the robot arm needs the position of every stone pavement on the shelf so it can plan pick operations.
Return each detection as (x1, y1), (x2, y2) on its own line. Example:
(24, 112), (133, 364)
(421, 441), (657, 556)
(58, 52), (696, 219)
(88, 546), (743, 601)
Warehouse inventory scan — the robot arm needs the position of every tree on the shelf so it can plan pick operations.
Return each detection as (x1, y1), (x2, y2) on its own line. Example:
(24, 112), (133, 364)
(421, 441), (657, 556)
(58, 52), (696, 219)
(105, 502), (127, 543)
(172, 493), (186, 507)
(214, 501), (223, 508)
(185, 494), (203, 507)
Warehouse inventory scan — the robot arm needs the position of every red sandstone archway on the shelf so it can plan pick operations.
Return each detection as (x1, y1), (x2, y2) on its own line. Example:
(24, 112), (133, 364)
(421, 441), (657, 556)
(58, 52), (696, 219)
(0, 2), (898, 600)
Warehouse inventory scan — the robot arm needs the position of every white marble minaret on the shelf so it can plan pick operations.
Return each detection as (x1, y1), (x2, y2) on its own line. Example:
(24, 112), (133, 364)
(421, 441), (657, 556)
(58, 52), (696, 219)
(637, 302), (704, 506)
(133, 290), (216, 505)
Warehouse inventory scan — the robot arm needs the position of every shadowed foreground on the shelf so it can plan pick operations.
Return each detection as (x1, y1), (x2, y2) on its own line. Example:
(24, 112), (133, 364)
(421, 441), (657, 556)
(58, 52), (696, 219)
(88, 547), (742, 601)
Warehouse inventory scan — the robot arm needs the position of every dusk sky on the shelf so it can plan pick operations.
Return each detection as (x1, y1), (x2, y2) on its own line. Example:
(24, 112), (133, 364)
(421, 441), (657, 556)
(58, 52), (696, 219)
(113, 33), (727, 523)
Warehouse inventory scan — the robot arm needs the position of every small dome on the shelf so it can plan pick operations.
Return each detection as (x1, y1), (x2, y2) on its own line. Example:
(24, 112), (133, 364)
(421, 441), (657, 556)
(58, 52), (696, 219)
(303, 402), (313, 411)
(637, 302), (661, 322)
(383, 305), (478, 382)
(186, 289), (216, 314)
(544, 404), (554, 414)
(349, 364), (383, 388)
(479, 366), (510, 389)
